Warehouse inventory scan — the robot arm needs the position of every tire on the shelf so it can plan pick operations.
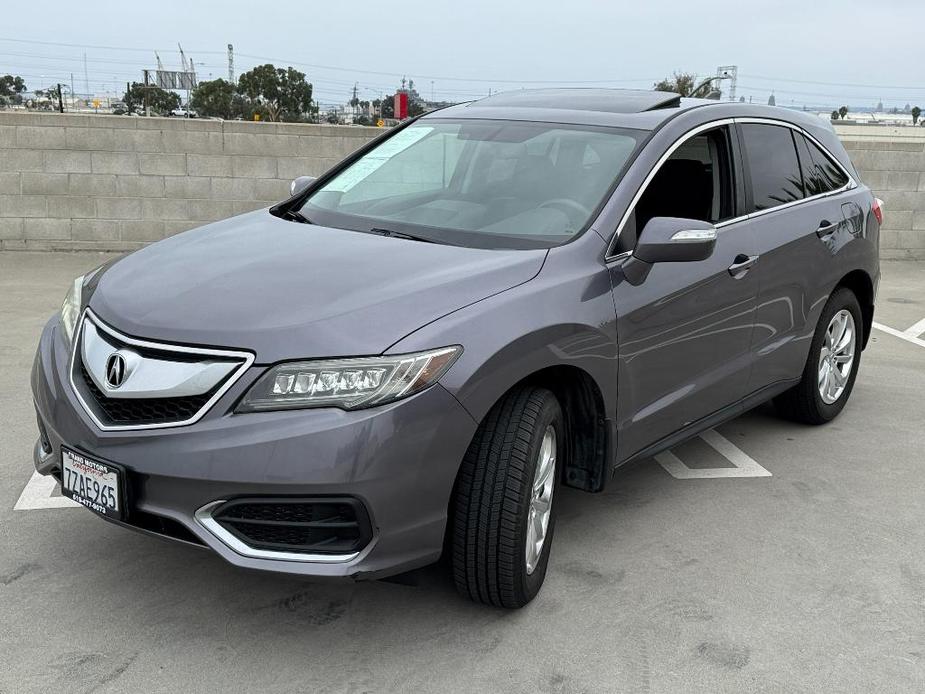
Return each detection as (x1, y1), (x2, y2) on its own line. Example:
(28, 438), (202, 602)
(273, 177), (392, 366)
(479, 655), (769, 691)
(774, 287), (863, 425)
(451, 386), (563, 608)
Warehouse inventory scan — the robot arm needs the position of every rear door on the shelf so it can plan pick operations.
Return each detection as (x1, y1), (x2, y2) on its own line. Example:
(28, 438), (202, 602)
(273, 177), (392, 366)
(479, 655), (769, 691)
(737, 121), (859, 392)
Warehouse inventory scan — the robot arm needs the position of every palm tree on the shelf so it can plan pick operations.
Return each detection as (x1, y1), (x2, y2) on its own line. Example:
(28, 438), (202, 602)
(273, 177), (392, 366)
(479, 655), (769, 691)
(653, 72), (720, 99)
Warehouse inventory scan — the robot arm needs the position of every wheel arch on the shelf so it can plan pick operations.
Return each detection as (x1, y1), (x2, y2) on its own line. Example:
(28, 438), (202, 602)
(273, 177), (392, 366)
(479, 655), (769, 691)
(835, 269), (874, 349)
(459, 364), (613, 493)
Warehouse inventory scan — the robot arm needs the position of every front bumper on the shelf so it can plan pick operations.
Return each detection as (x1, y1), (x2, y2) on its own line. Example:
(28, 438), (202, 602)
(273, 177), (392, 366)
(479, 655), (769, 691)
(31, 316), (478, 580)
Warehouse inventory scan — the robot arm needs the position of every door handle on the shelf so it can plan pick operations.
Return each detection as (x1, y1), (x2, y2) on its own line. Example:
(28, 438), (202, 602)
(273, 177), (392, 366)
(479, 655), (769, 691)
(816, 220), (839, 238)
(728, 254), (759, 278)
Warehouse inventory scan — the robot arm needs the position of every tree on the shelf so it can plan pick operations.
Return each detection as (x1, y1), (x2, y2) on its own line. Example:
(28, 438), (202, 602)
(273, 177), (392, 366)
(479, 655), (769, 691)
(912, 106), (921, 126)
(831, 110), (840, 121)
(653, 72), (719, 99)
(838, 105), (849, 120)
(123, 82), (180, 115)
(190, 78), (235, 119)
(237, 64), (313, 122)
(0, 74), (27, 106)
(373, 97), (394, 120)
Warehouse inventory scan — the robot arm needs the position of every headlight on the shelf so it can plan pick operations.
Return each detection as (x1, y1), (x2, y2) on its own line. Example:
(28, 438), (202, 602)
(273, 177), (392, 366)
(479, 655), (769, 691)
(237, 346), (462, 412)
(60, 275), (85, 346)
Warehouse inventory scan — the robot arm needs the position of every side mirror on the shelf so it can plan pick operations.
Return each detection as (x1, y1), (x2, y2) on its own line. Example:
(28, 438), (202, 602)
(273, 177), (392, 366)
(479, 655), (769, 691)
(290, 175), (316, 197)
(622, 217), (717, 286)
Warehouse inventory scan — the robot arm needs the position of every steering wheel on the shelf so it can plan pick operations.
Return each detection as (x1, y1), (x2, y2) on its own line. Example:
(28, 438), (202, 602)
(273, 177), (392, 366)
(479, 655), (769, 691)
(538, 198), (592, 225)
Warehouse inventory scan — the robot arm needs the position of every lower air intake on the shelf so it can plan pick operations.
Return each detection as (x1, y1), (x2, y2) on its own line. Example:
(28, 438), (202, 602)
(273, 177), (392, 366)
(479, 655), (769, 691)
(211, 497), (372, 555)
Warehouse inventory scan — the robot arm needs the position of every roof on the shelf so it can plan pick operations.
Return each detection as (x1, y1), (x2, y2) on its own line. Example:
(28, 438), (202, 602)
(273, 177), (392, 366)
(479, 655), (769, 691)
(422, 88), (831, 134)
(464, 88), (682, 113)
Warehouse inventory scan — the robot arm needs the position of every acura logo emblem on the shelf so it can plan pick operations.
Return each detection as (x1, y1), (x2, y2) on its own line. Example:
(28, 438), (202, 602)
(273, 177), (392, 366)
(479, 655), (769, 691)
(105, 352), (127, 388)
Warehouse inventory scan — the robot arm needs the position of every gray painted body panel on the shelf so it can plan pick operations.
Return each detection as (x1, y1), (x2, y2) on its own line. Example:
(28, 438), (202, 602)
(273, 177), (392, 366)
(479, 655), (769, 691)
(32, 318), (478, 578)
(90, 209), (546, 363)
(31, 97), (880, 580)
(608, 224), (760, 460)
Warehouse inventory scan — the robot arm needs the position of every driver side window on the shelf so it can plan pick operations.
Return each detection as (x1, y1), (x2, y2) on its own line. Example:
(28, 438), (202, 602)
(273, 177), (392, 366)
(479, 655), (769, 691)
(617, 127), (736, 253)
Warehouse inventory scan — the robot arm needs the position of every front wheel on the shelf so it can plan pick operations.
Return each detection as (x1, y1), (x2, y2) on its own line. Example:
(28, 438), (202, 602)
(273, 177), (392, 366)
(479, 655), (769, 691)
(774, 287), (863, 424)
(451, 386), (563, 608)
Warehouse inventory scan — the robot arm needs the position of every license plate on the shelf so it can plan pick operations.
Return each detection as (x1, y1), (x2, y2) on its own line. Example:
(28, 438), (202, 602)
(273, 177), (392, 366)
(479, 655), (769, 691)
(61, 448), (122, 519)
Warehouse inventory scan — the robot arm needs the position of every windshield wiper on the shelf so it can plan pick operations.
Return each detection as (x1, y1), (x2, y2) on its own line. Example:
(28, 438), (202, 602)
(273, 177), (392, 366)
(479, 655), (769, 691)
(368, 227), (437, 244)
(282, 208), (312, 224)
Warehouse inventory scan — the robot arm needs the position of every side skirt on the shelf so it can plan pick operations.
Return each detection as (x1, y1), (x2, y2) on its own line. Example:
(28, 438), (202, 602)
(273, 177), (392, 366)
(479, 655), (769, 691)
(613, 378), (799, 472)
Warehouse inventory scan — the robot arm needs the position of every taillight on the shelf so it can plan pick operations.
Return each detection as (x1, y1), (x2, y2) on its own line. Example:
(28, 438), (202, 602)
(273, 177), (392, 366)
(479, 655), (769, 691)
(872, 197), (884, 225)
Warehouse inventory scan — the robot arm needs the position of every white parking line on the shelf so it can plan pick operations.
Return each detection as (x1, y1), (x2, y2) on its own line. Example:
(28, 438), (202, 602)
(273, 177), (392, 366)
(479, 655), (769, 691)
(655, 429), (772, 479)
(13, 471), (78, 511)
(872, 321), (925, 349)
(903, 317), (925, 339)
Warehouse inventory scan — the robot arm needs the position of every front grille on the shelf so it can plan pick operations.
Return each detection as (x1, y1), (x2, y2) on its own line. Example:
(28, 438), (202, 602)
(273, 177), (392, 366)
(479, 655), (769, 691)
(71, 311), (251, 429)
(212, 498), (372, 555)
(79, 362), (219, 426)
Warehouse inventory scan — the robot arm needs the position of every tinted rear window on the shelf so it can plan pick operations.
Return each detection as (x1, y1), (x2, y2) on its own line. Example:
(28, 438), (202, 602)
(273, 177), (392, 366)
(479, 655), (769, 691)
(740, 124), (804, 212)
(795, 133), (850, 195)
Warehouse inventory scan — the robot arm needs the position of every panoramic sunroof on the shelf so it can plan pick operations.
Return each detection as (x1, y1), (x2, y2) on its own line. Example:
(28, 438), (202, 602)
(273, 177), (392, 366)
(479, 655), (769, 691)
(470, 89), (682, 114)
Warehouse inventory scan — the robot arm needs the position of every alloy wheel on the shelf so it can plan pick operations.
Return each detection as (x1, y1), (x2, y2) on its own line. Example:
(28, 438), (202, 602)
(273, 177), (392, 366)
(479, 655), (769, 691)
(818, 309), (856, 405)
(525, 425), (556, 575)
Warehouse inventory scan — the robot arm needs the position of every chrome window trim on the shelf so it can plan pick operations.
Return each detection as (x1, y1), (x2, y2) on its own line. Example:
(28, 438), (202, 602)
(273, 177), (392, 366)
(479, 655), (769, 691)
(605, 116), (857, 261)
(68, 308), (255, 432)
(194, 500), (361, 564)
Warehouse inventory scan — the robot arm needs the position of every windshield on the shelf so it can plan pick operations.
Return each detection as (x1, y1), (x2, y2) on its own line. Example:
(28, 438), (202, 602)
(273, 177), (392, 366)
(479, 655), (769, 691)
(298, 119), (644, 249)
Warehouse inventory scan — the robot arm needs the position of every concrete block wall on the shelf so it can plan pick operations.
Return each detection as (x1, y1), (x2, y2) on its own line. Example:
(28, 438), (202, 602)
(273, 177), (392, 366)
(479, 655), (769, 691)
(0, 112), (379, 251)
(0, 113), (923, 258)
(835, 125), (925, 259)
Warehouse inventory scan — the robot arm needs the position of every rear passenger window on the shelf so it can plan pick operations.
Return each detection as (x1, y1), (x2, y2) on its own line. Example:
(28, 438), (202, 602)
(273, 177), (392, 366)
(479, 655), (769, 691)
(740, 124), (804, 212)
(795, 133), (849, 195)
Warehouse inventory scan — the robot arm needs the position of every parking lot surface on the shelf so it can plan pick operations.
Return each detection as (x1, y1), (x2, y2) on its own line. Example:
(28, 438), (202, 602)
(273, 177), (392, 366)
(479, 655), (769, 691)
(1, 252), (924, 693)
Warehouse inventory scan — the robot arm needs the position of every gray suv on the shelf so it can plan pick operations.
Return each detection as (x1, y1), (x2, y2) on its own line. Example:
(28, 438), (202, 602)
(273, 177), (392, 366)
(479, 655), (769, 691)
(31, 89), (880, 608)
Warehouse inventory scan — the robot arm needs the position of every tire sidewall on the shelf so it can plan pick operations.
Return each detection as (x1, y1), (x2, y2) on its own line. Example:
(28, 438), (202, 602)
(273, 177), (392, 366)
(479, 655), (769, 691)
(518, 394), (564, 602)
(810, 288), (863, 420)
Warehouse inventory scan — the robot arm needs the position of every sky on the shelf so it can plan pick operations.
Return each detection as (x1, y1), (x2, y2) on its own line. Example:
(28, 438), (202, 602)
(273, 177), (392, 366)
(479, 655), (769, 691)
(3, 0), (923, 111)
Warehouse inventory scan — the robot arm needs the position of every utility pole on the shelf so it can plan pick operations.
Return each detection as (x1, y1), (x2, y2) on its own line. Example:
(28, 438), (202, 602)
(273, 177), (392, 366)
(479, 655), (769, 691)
(143, 69), (151, 117)
(83, 53), (90, 100)
(187, 53), (196, 117)
(70, 73), (75, 109)
(227, 44), (234, 83)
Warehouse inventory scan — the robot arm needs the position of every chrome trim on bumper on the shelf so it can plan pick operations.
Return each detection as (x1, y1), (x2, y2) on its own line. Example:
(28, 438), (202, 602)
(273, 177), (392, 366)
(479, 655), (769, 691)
(194, 500), (361, 564)
(68, 309), (256, 432)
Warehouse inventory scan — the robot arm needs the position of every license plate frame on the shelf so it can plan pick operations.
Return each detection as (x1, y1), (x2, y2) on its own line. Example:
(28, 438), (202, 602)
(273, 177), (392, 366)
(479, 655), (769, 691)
(61, 447), (126, 520)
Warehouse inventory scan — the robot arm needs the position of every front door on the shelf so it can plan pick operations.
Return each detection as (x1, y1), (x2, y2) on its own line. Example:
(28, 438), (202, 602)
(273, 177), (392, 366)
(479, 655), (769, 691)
(608, 124), (760, 460)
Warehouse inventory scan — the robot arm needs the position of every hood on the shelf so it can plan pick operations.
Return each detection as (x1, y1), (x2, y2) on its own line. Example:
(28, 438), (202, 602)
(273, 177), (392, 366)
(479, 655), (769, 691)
(89, 211), (546, 363)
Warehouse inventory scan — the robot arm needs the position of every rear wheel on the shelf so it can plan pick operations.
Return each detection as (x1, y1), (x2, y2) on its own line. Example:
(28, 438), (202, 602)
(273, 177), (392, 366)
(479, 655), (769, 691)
(774, 287), (863, 424)
(451, 386), (563, 608)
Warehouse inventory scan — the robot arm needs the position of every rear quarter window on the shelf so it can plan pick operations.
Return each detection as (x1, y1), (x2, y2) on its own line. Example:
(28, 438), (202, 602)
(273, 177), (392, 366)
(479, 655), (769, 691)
(795, 133), (850, 195)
